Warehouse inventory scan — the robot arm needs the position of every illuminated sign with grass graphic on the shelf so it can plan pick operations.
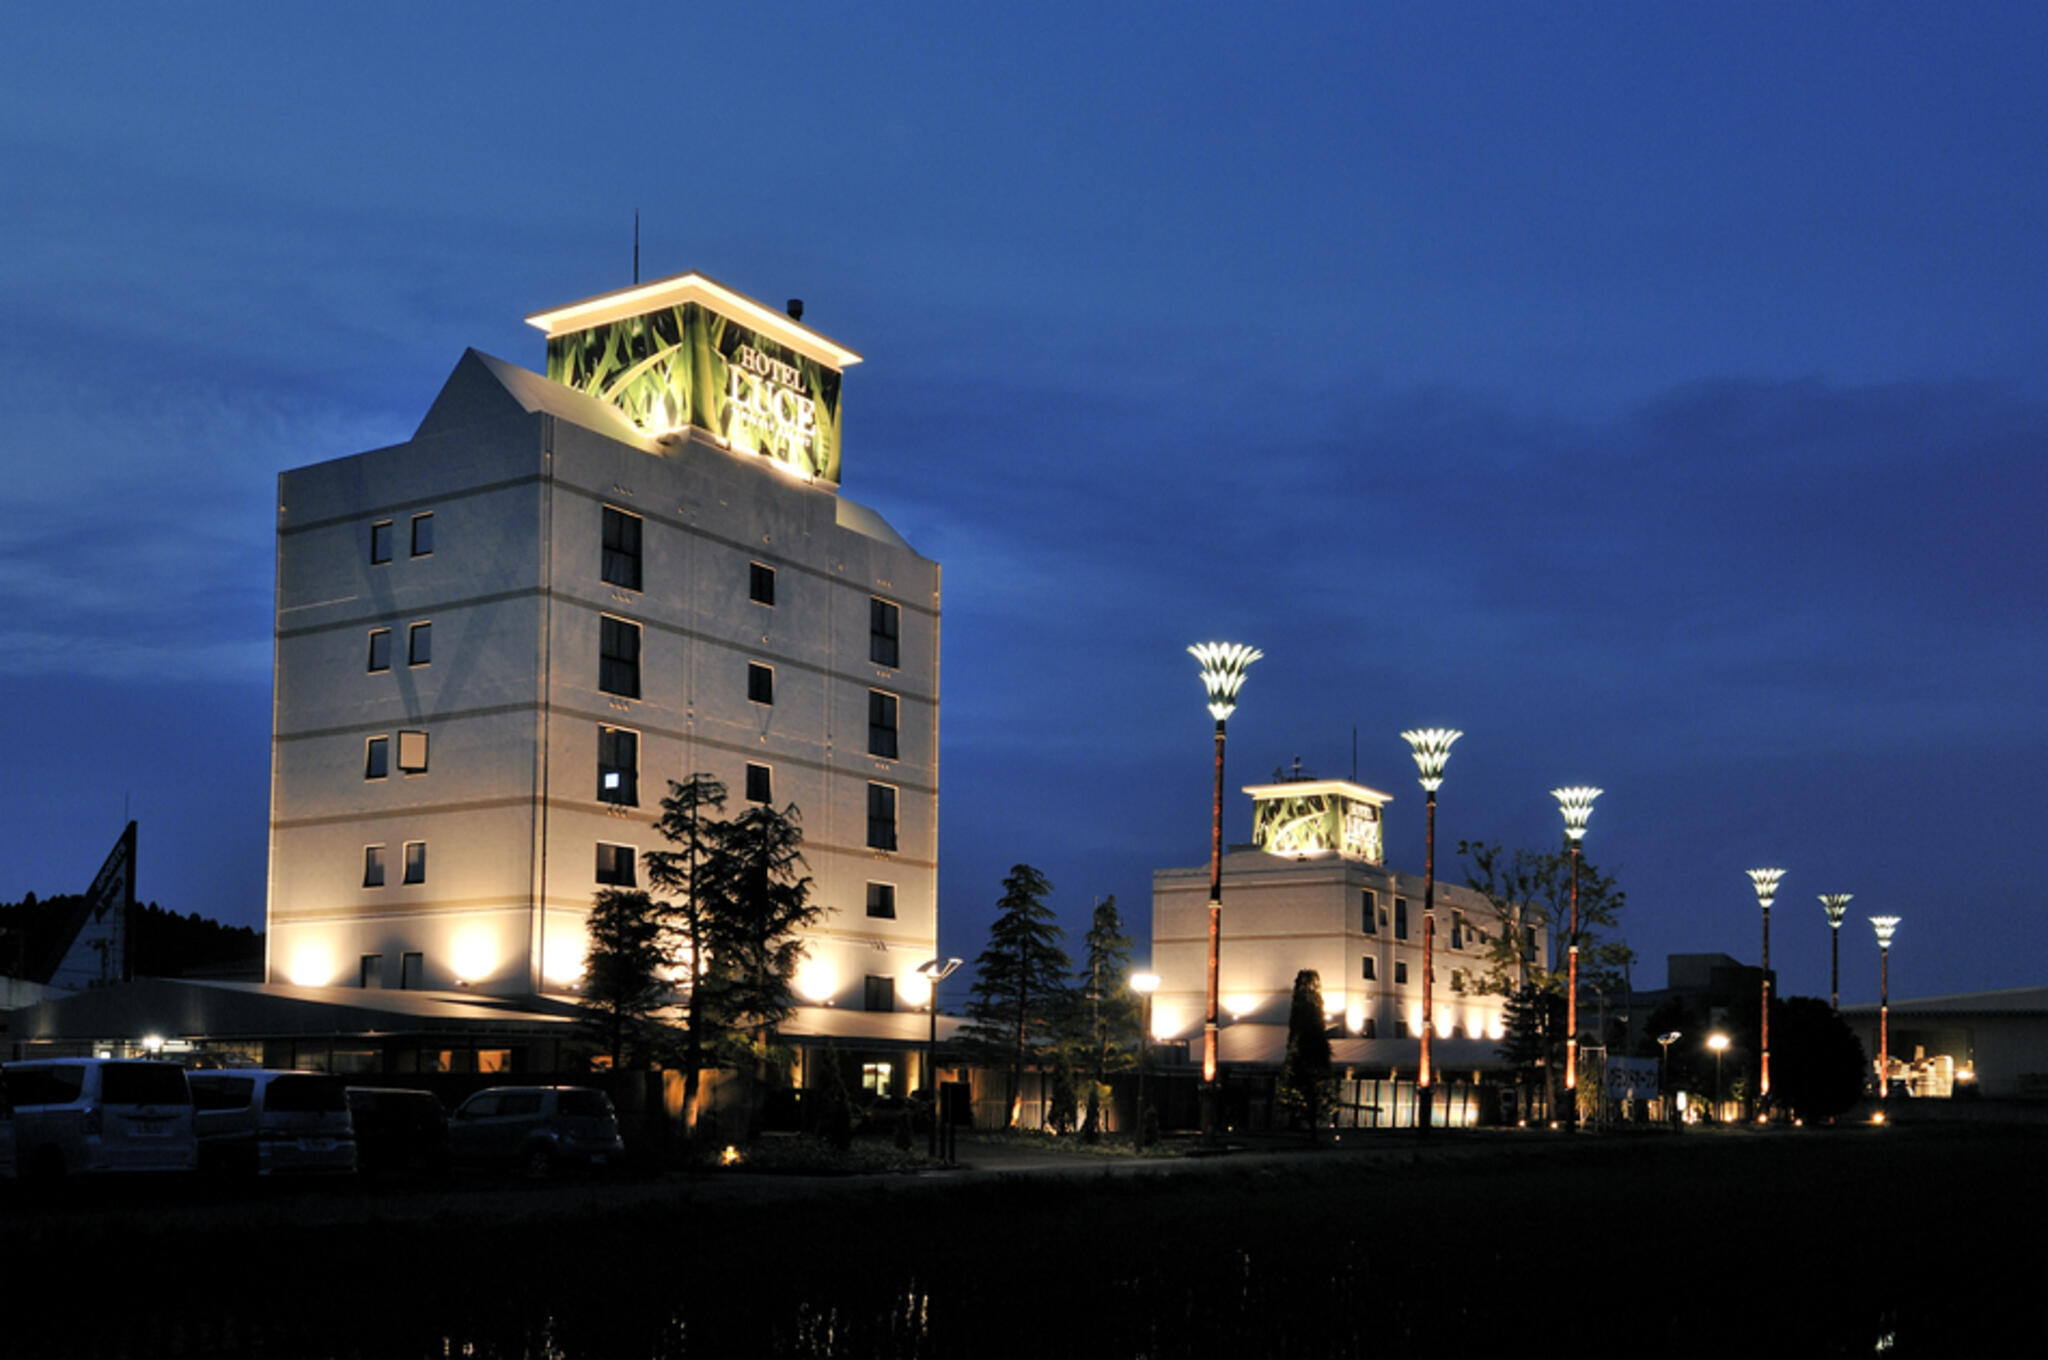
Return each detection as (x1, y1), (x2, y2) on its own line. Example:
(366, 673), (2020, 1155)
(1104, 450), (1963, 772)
(1245, 779), (1391, 863)
(528, 272), (861, 485)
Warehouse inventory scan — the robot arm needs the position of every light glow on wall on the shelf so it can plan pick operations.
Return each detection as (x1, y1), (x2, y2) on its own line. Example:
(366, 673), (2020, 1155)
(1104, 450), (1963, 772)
(1345, 1000), (1366, 1034)
(897, 969), (933, 1008)
(451, 931), (499, 984)
(1224, 992), (1261, 1020)
(542, 930), (587, 986)
(287, 941), (335, 987)
(795, 955), (839, 1003)
(1151, 1003), (1187, 1040)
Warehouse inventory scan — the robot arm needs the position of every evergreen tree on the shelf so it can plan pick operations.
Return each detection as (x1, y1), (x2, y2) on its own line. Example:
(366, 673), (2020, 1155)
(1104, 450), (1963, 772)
(1078, 896), (1138, 1085)
(641, 774), (731, 1129)
(578, 888), (670, 1069)
(961, 865), (1073, 1128)
(1276, 969), (1335, 1142)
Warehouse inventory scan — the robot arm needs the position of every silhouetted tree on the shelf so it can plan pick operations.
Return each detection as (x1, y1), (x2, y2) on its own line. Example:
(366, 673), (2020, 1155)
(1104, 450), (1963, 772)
(961, 865), (1072, 1128)
(578, 888), (670, 1069)
(1277, 970), (1336, 1142)
(1076, 895), (1137, 1140)
(1769, 995), (1867, 1124)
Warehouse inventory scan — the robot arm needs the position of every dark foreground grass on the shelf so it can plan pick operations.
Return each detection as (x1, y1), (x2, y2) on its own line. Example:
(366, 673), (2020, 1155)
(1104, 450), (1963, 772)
(4, 1123), (2039, 1358)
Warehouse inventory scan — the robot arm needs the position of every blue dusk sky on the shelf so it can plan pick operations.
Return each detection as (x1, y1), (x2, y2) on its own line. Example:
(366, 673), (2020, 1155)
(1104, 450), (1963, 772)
(2, 4), (2042, 1007)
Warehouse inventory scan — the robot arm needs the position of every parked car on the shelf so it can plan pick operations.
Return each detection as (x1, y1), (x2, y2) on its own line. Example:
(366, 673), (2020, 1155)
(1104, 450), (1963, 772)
(188, 1070), (356, 1176)
(0, 1058), (197, 1179)
(447, 1086), (623, 1177)
(345, 1086), (449, 1175)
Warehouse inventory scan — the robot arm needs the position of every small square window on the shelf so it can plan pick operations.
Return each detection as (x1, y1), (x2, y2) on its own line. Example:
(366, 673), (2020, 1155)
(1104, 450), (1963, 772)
(365, 736), (389, 780)
(600, 617), (640, 698)
(1361, 956), (1376, 981)
(598, 726), (638, 806)
(866, 783), (898, 851)
(397, 729), (428, 774)
(371, 521), (393, 565)
(747, 662), (774, 705)
(866, 882), (897, 919)
(602, 507), (642, 590)
(870, 598), (900, 668)
(868, 690), (899, 759)
(1395, 960), (1409, 985)
(411, 512), (434, 557)
(368, 629), (392, 673)
(750, 562), (775, 605)
(745, 762), (772, 804)
(596, 843), (636, 886)
(402, 841), (426, 885)
(400, 953), (423, 989)
(864, 975), (896, 1013)
(360, 954), (384, 989)
(408, 621), (432, 666)
(363, 845), (386, 888)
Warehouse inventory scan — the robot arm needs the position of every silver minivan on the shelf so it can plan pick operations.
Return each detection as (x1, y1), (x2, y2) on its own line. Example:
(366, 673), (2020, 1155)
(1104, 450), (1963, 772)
(189, 1069), (357, 1176)
(0, 1058), (198, 1178)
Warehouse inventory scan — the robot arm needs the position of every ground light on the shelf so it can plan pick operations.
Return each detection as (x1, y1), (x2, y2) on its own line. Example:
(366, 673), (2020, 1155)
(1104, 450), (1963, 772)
(1552, 786), (1600, 1125)
(1189, 641), (1261, 1144)
(917, 956), (963, 1158)
(1132, 970), (1160, 1147)
(1820, 893), (1853, 1012)
(1871, 915), (1901, 1110)
(1401, 728), (1461, 1136)
(1747, 868), (1785, 1103)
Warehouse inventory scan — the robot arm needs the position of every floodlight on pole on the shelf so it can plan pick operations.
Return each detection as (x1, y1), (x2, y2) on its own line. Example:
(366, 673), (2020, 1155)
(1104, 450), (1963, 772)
(1402, 728), (1461, 1131)
(1747, 868), (1785, 1103)
(1189, 641), (1261, 1145)
(1871, 915), (1901, 1108)
(916, 956), (962, 1158)
(1820, 893), (1853, 1012)
(1551, 786), (1600, 1119)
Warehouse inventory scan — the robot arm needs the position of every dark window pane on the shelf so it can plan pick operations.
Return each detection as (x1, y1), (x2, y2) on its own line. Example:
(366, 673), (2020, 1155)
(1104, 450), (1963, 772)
(866, 883), (896, 919)
(598, 726), (638, 805)
(745, 763), (772, 804)
(1395, 898), (1408, 939)
(364, 846), (386, 887)
(596, 843), (636, 886)
(750, 562), (775, 605)
(408, 622), (432, 666)
(411, 512), (434, 557)
(602, 508), (642, 590)
(365, 737), (389, 780)
(870, 598), (900, 667)
(868, 690), (898, 759)
(371, 521), (393, 565)
(600, 617), (640, 697)
(747, 662), (774, 705)
(403, 842), (426, 884)
(866, 783), (897, 851)
(368, 630), (391, 672)
(864, 976), (895, 1013)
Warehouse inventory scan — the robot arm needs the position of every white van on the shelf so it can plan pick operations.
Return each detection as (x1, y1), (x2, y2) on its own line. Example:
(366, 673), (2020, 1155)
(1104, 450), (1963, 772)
(0, 1058), (197, 1178)
(188, 1070), (357, 1176)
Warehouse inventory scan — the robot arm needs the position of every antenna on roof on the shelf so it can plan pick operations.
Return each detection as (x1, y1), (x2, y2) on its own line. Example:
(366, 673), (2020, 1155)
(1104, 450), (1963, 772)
(633, 212), (640, 284)
(1352, 725), (1357, 780)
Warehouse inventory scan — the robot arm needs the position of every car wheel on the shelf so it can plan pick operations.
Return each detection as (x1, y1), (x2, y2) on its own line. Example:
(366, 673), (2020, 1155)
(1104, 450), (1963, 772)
(524, 1145), (555, 1180)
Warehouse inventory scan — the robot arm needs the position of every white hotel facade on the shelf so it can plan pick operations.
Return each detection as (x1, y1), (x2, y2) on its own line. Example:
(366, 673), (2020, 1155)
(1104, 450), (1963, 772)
(265, 274), (941, 1028)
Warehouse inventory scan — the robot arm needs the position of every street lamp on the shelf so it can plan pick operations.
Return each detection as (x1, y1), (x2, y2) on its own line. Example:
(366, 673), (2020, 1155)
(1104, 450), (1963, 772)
(1657, 1030), (1682, 1126)
(1552, 786), (1600, 1124)
(1820, 894), (1853, 1012)
(1871, 916), (1901, 1108)
(1189, 641), (1261, 1144)
(1131, 970), (1160, 1148)
(917, 956), (962, 1158)
(1746, 868), (1784, 1105)
(1402, 727), (1461, 1136)
(1707, 1032), (1730, 1121)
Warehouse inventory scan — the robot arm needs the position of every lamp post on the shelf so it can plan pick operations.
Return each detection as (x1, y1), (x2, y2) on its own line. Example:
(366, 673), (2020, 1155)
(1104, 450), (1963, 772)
(1552, 786), (1600, 1125)
(917, 956), (962, 1158)
(1820, 894), (1853, 1013)
(1746, 868), (1784, 1106)
(1708, 1032), (1730, 1122)
(1657, 1030), (1682, 1126)
(1132, 971), (1160, 1148)
(1871, 916), (1901, 1108)
(1189, 642), (1261, 1144)
(1402, 728), (1461, 1137)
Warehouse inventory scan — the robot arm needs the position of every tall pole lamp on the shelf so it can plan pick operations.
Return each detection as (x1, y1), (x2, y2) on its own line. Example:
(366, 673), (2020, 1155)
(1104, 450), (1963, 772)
(1189, 642), (1262, 1145)
(1819, 894), (1853, 1013)
(1131, 971), (1160, 1147)
(1402, 728), (1461, 1137)
(1552, 786), (1601, 1125)
(1871, 916), (1901, 1108)
(917, 956), (962, 1158)
(1747, 868), (1785, 1104)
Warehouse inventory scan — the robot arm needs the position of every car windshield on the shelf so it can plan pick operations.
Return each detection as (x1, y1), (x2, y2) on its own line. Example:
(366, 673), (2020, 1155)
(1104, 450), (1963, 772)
(4, 1065), (86, 1107)
(190, 1077), (255, 1111)
(102, 1063), (190, 1106)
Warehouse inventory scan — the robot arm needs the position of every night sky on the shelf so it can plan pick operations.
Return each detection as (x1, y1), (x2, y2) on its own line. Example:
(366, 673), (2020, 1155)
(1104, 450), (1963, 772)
(3, 5), (2042, 1007)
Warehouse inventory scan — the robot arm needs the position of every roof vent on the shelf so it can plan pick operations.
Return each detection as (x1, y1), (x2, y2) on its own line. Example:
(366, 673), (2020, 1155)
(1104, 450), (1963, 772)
(786, 298), (804, 321)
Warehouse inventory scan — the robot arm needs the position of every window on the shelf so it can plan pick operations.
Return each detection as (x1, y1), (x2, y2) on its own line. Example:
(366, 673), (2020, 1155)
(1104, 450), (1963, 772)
(745, 762), (772, 804)
(747, 662), (774, 705)
(1522, 926), (1538, 962)
(1361, 956), (1376, 981)
(1451, 969), (1466, 995)
(868, 690), (898, 759)
(1395, 897), (1409, 939)
(749, 561), (775, 605)
(866, 783), (898, 851)
(596, 843), (636, 886)
(1394, 1019), (1410, 1039)
(600, 616), (640, 697)
(602, 507), (641, 590)
(410, 512), (434, 557)
(866, 882), (897, 920)
(363, 845), (386, 888)
(402, 841), (426, 885)
(408, 621), (432, 666)
(1450, 915), (1464, 950)
(368, 629), (392, 672)
(870, 597), (900, 667)
(1361, 1018), (1378, 1039)
(360, 954), (383, 989)
(598, 726), (638, 805)
(400, 953), (423, 989)
(1361, 889), (1377, 934)
(864, 976), (896, 1013)
(397, 730), (428, 774)
(861, 1062), (893, 1094)
(371, 520), (393, 565)
(1395, 961), (1409, 985)
(365, 736), (389, 780)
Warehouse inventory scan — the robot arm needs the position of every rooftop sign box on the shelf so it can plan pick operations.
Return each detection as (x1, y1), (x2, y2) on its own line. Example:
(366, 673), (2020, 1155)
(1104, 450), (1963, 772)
(527, 272), (862, 485)
(1244, 779), (1392, 863)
